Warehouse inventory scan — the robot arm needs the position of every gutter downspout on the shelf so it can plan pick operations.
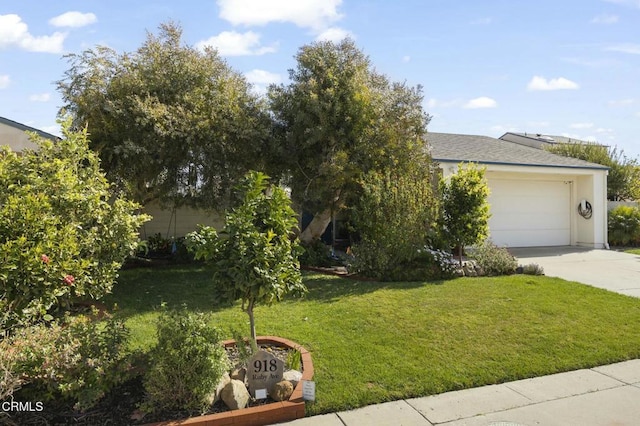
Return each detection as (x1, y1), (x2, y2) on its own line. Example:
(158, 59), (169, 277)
(603, 170), (610, 250)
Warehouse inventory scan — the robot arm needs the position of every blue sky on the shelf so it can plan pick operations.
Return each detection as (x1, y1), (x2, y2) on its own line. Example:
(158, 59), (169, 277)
(1, 0), (639, 157)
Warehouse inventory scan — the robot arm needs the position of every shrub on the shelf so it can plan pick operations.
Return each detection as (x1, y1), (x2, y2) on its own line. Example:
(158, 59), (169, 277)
(521, 263), (545, 276)
(0, 118), (149, 331)
(2, 312), (135, 411)
(608, 205), (640, 246)
(470, 241), (518, 276)
(142, 308), (228, 414)
(299, 240), (334, 267)
(350, 167), (437, 281)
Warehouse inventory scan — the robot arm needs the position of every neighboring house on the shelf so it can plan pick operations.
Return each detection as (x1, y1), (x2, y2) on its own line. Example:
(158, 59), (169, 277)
(0, 116), (59, 152)
(429, 132), (609, 248)
(499, 132), (600, 149)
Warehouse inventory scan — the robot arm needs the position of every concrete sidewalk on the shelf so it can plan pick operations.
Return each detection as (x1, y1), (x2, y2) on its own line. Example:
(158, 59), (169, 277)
(509, 246), (640, 298)
(278, 359), (640, 426)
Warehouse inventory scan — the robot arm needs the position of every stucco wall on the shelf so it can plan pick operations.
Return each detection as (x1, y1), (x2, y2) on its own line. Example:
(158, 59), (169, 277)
(0, 123), (39, 152)
(140, 201), (224, 239)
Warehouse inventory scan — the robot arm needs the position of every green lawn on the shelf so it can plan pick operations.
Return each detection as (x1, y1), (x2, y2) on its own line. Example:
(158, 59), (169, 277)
(625, 248), (640, 255)
(104, 265), (640, 415)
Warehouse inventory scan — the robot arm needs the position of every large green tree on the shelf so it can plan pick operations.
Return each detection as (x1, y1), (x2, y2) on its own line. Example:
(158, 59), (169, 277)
(57, 22), (270, 208)
(268, 39), (432, 243)
(545, 142), (640, 201)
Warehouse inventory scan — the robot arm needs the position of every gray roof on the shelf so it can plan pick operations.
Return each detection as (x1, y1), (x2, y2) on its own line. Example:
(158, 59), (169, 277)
(428, 132), (608, 170)
(0, 116), (60, 141)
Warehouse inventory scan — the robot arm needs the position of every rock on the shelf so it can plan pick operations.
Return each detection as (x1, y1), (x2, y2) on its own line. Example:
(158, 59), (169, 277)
(221, 379), (250, 410)
(283, 370), (303, 387)
(208, 372), (230, 405)
(462, 264), (477, 277)
(271, 380), (294, 402)
(230, 367), (246, 383)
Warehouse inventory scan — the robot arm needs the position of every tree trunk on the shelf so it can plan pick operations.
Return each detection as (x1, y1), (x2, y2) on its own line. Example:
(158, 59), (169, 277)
(299, 208), (334, 244)
(247, 300), (257, 348)
(458, 245), (463, 267)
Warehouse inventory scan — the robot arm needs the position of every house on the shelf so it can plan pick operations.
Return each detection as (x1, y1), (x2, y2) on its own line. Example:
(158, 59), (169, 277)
(429, 132), (609, 248)
(499, 132), (603, 150)
(0, 116), (59, 152)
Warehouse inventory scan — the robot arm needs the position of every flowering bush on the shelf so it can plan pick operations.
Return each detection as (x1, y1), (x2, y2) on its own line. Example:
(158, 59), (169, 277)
(1, 312), (136, 411)
(470, 241), (518, 276)
(0, 118), (149, 330)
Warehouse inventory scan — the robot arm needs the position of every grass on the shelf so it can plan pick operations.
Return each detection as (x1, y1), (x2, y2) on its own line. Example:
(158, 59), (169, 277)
(625, 248), (640, 255)
(104, 265), (640, 415)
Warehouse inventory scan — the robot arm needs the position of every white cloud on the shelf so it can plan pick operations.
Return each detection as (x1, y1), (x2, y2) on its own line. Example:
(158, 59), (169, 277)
(425, 98), (437, 109)
(0, 14), (66, 53)
(570, 122), (594, 129)
(489, 124), (517, 133)
(402, 55), (411, 63)
(463, 96), (497, 109)
(245, 69), (281, 85)
(316, 27), (352, 42)
(245, 69), (282, 94)
(606, 43), (640, 54)
(195, 31), (277, 56)
(0, 74), (9, 89)
(217, 0), (343, 31)
(527, 76), (579, 91)
(29, 93), (51, 102)
(49, 11), (97, 28)
(590, 14), (619, 24)
(596, 127), (614, 134)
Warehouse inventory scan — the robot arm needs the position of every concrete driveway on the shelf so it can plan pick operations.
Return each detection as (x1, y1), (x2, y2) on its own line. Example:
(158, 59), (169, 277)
(509, 247), (640, 298)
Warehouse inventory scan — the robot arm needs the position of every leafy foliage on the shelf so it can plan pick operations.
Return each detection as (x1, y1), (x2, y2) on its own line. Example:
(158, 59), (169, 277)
(58, 22), (270, 207)
(3, 312), (135, 411)
(545, 142), (640, 201)
(186, 171), (305, 345)
(268, 38), (432, 240)
(0, 119), (148, 331)
(142, 308), (228, 414)
(608, 205), (640, 246)
(470, 241), (518, 276)
(440, 163), (490, 264)
(350, 166), (437, 280)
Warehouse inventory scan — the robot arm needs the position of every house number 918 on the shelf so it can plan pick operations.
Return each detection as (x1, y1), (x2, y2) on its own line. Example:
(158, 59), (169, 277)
(254, 359), (278, 372)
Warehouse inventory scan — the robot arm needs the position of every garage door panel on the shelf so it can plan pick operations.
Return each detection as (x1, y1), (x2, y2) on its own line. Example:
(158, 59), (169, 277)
(487, 178), (570, 247)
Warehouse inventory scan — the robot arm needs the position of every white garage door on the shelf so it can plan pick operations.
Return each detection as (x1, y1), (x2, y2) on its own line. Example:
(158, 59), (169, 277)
(488, 179), (571, 247)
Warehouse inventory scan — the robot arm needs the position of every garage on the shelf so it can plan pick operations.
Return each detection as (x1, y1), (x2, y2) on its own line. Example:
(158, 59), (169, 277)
(428, 132), (609, 248)
(487, 178), (571, 247)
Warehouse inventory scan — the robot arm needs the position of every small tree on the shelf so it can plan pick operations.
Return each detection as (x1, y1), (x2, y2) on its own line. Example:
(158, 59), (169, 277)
(186, 171), (305, 346)
(441, 163), (490, 265)
(0, 118), (148, 330)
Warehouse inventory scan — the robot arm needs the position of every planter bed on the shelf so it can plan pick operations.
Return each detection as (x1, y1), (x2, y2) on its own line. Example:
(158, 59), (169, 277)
(145, 336), (313, 426)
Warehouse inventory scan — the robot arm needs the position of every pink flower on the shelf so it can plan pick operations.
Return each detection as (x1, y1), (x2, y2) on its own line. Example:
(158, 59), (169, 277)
(41, 254), (49, 264)
(63, 275), (75, 286)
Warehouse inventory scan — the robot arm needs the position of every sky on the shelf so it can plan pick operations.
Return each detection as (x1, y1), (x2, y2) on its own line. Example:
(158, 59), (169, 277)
(1, 0), (640, 158)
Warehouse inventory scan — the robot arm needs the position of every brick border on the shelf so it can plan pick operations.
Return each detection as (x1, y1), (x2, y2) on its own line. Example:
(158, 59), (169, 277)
(145, 336), (313, 426)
